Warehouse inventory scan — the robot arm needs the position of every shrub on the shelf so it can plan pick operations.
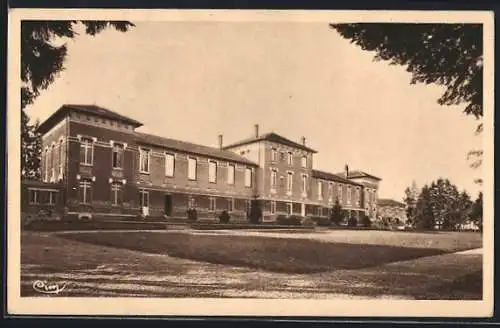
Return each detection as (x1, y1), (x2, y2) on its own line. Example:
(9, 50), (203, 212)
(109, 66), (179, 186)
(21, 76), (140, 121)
(311, 216), (331, 227)
(218, 210), (231, 224)
(248, 199), (263, 224)
(348, 216), (358, 227)
(301, 216), (317, 227)
(329, 198), (343, 225)
(276, 215), (302, 226)
(187, 208), (198, 221)
(361, 214), (372, 227)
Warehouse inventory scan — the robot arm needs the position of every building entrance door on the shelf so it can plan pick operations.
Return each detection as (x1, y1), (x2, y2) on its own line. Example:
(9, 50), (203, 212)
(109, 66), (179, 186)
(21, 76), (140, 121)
(164, 194), (173, 216)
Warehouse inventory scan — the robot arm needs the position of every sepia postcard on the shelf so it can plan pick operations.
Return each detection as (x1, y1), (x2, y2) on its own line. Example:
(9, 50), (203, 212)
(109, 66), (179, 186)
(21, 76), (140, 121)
(7, 9), (494, 317)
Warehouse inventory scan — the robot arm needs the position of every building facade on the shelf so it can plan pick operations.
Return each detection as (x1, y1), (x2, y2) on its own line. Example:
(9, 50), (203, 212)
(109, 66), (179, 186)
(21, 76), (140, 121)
(28, 104), (382, 222)
(376, 198), (408, 225)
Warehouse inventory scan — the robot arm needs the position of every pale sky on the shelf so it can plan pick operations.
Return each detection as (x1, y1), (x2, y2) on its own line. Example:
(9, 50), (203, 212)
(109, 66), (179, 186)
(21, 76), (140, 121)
(25, 21), (483, 200)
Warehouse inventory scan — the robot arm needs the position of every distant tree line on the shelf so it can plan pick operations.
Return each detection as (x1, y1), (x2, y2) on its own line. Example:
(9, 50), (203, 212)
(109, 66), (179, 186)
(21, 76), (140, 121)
(404, 179), (483, 231)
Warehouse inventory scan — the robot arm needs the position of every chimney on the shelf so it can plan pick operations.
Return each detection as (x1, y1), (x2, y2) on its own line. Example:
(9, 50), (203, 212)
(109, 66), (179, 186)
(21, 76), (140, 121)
(218, 134), (223, 150)
(254, 124), (259, 138)
(345, 164), (349, 177)
(301, 136), (306, 146)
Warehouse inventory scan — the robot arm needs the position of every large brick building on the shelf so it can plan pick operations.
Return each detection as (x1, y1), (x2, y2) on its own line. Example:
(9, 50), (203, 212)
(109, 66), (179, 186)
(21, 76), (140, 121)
(26, 104), (381, 222)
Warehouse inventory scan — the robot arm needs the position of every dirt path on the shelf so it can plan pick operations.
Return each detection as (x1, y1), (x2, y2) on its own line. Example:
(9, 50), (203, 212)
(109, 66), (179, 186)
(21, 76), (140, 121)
(21, 232), (482, 299)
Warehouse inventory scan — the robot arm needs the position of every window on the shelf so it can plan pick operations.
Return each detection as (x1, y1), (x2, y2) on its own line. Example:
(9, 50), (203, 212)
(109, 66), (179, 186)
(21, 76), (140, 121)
(139, 190), (149, 207)
(112, 143), (124, 169)
(44, 149), (49, 182)
(59, 139), (64, 176)
(287, 203), (293, 215)
(287, 172), (293, 192)
(209, 197), (216, 211)
(271, 148), (278, 161)
(28, 190), (39, 204)
(227, 164), (235, 185)
(244, 168), (252, 187)
(301, 155), (307, 168)
(355, 188), (360, 206)
(50, 144), (55, 180)
(139, 148), (150, 173)
(48, 191), (56, 205)
(347, 186), (352, 204)
(287, 152), (293, 165)
(302, 174), (307, 193)
(80, 138), (94, 165)
(271, 201), (276, 214)
(271, 169), (277, 189)
(279, 152), (285, 161)
(208, 160), (217, 183)
(338, 185), (343, 203)
(227, 198), (233, 212)
(318, 181), (323, 199)
(79, 180), (92, 204)
(328, 182), (333, 198)
(111, 183), (122, 206)
(188, 196), (196, 209)
(165, 153), (175, 177)
(188, 157), (197, 180)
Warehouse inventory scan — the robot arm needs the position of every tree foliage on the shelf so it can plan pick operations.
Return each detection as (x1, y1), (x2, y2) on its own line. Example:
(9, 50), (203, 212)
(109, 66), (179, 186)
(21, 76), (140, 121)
(21, 111), (42, 179)
(470, 191), (483, 231)
(403, 180), (419, 227)
(329, 198), (343, 225)
(330, 23), (483, 122)
(20, 20), (134, 179)
(413, 178), (473, 230)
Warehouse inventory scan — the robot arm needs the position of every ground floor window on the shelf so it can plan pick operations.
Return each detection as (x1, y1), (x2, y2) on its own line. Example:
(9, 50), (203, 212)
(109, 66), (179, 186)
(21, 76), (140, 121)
(287, 202), (293, 215)
(270, 201), (276, 214)
(28, 189), (39, 204)
(79, 180), (92, 204)
(139, 190), (149, 208)
(316, 206), (322, 216)
(227, 198), (233, 212)
(48, 191), (57, 205)
(111, 183), (123, 206)
(209, 197), (216, 211)
(188, 196), (196, 209)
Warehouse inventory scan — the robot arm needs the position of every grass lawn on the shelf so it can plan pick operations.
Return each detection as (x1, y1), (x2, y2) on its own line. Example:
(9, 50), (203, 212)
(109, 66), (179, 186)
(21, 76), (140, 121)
(58, 230), (482, 274)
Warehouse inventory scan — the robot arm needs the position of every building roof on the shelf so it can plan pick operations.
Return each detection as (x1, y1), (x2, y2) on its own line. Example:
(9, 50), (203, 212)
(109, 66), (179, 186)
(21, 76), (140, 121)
(311, 169), (363, 186)
(336, 170), (382, 181)
(37, 104), (144, 134)
(135, 132), (258, 166)
(222, 132), (318, 153)
(377, 198), (406, 208)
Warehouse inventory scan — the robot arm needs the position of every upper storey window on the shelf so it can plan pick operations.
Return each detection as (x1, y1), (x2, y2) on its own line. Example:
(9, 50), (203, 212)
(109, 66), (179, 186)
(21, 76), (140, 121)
(271, 148), (278, 161)
(188, 157), (197, 180)
(139, 148), (150, 173)
(301, 155), (307, 168)
(80, 137), (94, 165)
(112, 143), (124, 169)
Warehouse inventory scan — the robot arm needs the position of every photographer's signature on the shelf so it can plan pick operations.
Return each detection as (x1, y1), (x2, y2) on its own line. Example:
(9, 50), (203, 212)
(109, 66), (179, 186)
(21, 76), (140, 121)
(32, 280), (67, 295)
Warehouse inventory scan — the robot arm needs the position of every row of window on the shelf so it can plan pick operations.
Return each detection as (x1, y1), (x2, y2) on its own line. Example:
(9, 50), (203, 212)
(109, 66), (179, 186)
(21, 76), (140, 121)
(270, 169), (308, 194)
(137, 189), (252, 212)
(271, 148), (308, 168)
(28, 189), (58, 205)
(139, 147), (253, 187)
(79, 138), (254, 187)
(268, 201), (325, 216)
(78, 180), (123, 206)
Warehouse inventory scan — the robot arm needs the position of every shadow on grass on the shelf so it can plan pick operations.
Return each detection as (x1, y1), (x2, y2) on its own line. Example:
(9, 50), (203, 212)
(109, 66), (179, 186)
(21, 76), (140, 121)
(58, 231), (448, 274)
